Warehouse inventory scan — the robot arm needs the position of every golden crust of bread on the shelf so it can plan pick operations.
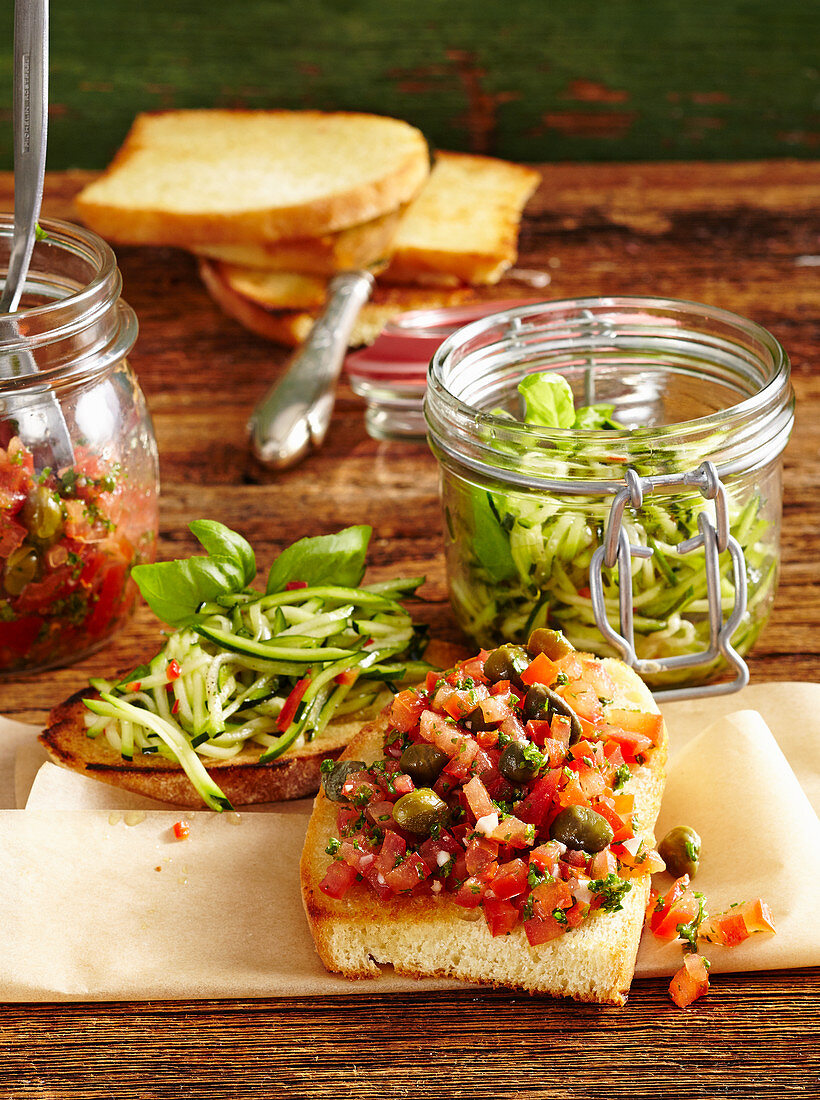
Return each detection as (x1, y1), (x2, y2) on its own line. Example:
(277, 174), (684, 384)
(75, 110), (430, 247)
(192, 207), (404, 275)
(300, 655), (667, 1005)
(39, 640), (468, 808)
(383, 151), (542, 286)
(198, 257), (475, 348)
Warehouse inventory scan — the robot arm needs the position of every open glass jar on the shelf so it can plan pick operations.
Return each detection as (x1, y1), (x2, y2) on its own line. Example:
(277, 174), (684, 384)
(425, 297), (795, 699)
(0, 216), (159, 675)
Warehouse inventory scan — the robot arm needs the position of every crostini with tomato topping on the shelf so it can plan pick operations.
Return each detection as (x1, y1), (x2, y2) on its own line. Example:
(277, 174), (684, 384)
(300, 629), (668, 1005)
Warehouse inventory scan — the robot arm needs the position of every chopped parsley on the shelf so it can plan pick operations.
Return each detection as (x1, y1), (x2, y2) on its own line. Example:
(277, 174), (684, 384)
(589, 873), (632, 913)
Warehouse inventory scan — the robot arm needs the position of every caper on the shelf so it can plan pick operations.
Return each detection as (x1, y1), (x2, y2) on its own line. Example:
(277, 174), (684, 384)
(321, 759), (367, 803)
(549, 805), (614, 853)
(3, 545), (39, 596)
(498, 742), (540, 785)
(483, 643), (529, 687)
(658, 825), (701, 878)
(522, 683), (584, 743)
(392, 788), (448, 836)
(461, 705), (495, 733)
(22, 485), (64, 545)
(399, 743), (448, 787)
(527, 627), (575, 662)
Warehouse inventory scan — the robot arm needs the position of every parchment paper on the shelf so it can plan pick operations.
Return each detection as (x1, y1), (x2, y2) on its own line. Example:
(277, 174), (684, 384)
(1, 682), (818, 1001)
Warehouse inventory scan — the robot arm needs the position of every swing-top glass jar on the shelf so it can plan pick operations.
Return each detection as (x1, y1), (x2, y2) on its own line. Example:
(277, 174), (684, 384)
(424, 297), (794, 699)
(0, 216), (159, 675)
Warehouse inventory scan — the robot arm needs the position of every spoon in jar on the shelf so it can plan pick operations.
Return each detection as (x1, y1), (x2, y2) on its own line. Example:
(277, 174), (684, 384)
(0, 0), (74, 469)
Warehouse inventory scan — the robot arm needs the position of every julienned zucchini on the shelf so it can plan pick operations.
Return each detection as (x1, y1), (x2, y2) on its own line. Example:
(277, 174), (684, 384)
(82, 543), (430, 811)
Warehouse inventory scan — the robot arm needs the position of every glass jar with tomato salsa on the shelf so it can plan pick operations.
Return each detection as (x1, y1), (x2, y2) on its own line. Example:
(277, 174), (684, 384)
(0, 216), (159, 674)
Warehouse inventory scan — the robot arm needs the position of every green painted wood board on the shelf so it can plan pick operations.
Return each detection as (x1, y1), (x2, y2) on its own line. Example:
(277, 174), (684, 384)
(0, 0), (817, 169)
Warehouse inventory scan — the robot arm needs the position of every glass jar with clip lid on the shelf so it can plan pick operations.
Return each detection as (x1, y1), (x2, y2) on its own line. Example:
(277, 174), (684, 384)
(424, 296), (795, 700)
(0, 215), (159, 675)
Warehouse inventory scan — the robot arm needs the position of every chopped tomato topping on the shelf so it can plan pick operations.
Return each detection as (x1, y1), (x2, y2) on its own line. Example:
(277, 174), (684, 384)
(669, 954), (710, 1008)
(484, 897), (519, 937)
(172, 820), (190, 840)
(319, 860), (358, 899)
(521, 652), (559, 686)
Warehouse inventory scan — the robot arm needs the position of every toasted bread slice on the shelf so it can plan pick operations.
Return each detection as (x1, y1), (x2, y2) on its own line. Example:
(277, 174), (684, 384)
(75, 110), (430, 246)
(39, 640), (467, 808)
(383, 152), (541, 286)
(192, 207), (404, 275)
(199, 257), (474, 347)
(300, 657), (667, 1005)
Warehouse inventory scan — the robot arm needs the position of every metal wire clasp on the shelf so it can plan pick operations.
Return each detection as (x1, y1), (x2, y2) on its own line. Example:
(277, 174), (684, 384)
(588, 461), (750, 702)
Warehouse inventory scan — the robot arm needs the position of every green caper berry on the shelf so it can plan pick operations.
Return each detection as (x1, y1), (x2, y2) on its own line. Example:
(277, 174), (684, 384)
(22, 485), (64, 545)
(549, 805), (614, 853)
(498, 742), (540, 785)
(4, 545), (39, 596)
(399, 743), (448, 787)
(658, 825), (701, 878)
(527, 627), (575, 661)
(392, 788), (447, 837)
(482, 644), (529, 688)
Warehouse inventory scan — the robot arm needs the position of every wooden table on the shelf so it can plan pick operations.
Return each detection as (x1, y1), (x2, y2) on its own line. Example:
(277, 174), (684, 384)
(1, 164), (818, 1099)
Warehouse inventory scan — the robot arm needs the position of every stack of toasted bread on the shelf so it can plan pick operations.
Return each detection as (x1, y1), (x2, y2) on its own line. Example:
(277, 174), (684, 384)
(76, 110), (542, 346)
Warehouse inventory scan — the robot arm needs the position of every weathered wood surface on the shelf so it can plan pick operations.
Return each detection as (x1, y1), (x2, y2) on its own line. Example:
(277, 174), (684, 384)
(0, 163), (818, 1099)
(1, 0), (819, 168)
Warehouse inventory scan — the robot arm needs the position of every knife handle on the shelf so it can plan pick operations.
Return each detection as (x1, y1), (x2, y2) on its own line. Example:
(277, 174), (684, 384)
(248, 269), (375, 469)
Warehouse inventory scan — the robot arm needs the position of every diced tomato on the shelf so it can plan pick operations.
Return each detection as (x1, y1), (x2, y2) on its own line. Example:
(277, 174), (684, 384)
(0, 514), (26, 556)
(276, 676), (311, 731)
(463, 775), (494, 820)
(564, 900), (587, 928)
(0, 617), (41, 656)
(524, 913), (566, 946)
(475, 728), (499, 749)
(319, 860), (358, 899)
(699, 909), (751, 947)
(418, 831), (461, 867)
(648, 875), (690, 932)
(419, 709), (479, 764)
(557, 772), (589, 810)
(166, 659), (181, 681)
(648, 875), (698, 940)
(574, 762), (606, 800)
(339, 838), (376, 874)
(550, 714), (573, 747)
(529, 841), (562, 875)
(488, 858), (528, 900)
(484, 898), (519, 937)
(516, 771), (560, 827)
(465, 836), (500, 876)
(561, 686), (603, 724)
(478, 694), (513, 724)
(452, 877), (486, 908)
(594, 799), (633, 843)
(366, 800), (396, 828)
(603, 724), (655, 762)
(738, 898), (777, 935)
(606, 707), (664, 746)
(488, 814), (533, 849)
(458, 651), (490, 681)
(341, 772), (380, 807)
(390, 688), (426, 732)
(372, 830), (407, 878)
(587, 848), (618, 879)
(384, 853), (430, 893)
(172, 820), (190, 840)
(336, 806), (361, 835)
(521, 652), (559, 687)
(669, 954), (710, 1008)
(531, 878), (573, 918)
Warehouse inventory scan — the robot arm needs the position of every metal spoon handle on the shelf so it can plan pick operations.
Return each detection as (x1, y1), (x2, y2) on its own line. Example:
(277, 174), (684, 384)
(248, 269), (375, 468)
(0, 0), (48, 313)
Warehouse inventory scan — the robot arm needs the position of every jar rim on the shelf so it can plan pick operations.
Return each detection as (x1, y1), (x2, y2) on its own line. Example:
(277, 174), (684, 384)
(425, 295), (794, 488)
(0, 215), (136, 388)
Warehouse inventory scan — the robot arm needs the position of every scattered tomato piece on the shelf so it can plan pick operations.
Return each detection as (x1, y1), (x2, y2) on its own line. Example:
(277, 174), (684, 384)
(669, 954), (710, 1007)
(172, 820), (190, 840)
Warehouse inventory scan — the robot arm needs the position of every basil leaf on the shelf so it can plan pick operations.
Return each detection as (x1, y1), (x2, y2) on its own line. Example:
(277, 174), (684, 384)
(131, 556), (246, 627)
(266, 525), (371, 594)
(518, 373), (575, 429)
(131, 520), (256, 626)
(471, 492), (517, 583)
(188, 519), (256, 587)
